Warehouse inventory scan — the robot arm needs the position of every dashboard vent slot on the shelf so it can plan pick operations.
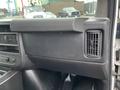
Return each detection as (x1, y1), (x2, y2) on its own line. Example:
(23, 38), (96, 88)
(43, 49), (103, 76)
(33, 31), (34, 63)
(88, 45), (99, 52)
(0, 25), (10, 32)
(86, 30), (102, 58)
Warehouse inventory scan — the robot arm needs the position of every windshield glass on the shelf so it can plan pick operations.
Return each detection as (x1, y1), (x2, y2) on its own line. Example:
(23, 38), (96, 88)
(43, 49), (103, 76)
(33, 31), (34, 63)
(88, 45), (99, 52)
(0, 0), (97, 19)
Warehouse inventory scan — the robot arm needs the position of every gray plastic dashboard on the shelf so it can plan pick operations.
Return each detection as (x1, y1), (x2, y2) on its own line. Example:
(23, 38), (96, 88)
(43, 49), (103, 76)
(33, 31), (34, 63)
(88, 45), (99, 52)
(9, 18), (111, 80)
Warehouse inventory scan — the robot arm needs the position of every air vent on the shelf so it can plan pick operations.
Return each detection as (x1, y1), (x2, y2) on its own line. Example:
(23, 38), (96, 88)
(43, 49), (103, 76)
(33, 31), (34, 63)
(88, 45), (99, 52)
(0, 25), (10, 32)
(85, 30), (102, 58)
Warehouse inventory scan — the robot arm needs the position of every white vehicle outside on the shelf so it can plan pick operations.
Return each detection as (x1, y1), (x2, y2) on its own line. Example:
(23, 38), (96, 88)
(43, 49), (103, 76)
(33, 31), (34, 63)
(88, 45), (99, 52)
(24, 6), (56, 19)
(45, 12), (57, 18)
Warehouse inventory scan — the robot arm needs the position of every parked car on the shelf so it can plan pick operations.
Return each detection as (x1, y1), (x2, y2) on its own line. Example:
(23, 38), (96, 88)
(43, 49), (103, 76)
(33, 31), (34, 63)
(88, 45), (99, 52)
(23, 6), (44, 19)
(45, 12), (57, 18)
(58, 7), (80, 17)
(23, 6), (56, 19)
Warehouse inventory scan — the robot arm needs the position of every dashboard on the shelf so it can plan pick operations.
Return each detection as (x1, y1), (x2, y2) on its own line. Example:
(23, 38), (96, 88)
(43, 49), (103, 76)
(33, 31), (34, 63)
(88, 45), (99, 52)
(0, 22), (21, 68)
(0, 18), (111, 80)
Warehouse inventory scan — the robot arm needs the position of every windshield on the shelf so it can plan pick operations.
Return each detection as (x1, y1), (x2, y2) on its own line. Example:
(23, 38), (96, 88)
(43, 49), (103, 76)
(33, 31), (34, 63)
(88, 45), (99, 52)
(0, 0), (97, 19)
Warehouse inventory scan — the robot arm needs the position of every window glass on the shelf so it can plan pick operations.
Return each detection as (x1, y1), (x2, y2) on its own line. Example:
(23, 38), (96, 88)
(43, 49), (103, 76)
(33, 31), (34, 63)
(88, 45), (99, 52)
(0, 0), (97, 19)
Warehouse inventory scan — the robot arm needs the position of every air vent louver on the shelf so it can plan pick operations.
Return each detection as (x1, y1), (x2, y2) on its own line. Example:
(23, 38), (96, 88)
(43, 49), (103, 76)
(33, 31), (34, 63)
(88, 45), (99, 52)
(0, 25), (10, 32)
(85, 30), (102, 58)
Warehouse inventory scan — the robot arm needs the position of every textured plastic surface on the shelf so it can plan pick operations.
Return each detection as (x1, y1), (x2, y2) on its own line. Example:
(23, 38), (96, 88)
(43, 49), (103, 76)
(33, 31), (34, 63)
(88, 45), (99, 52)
(11, 19), (86, 32)
(23, 69), (62, 90)
(0, 70), (23, 90)
(10, 18), (110, 79)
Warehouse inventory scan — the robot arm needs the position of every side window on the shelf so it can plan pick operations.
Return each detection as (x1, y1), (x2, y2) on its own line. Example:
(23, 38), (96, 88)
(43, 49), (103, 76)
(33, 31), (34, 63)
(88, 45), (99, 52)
(0, 0), (97, 19)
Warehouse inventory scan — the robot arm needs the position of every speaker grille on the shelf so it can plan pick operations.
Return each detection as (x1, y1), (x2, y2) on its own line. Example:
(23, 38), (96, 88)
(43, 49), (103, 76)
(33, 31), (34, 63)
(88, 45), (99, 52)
(86, 30), (102, 58)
